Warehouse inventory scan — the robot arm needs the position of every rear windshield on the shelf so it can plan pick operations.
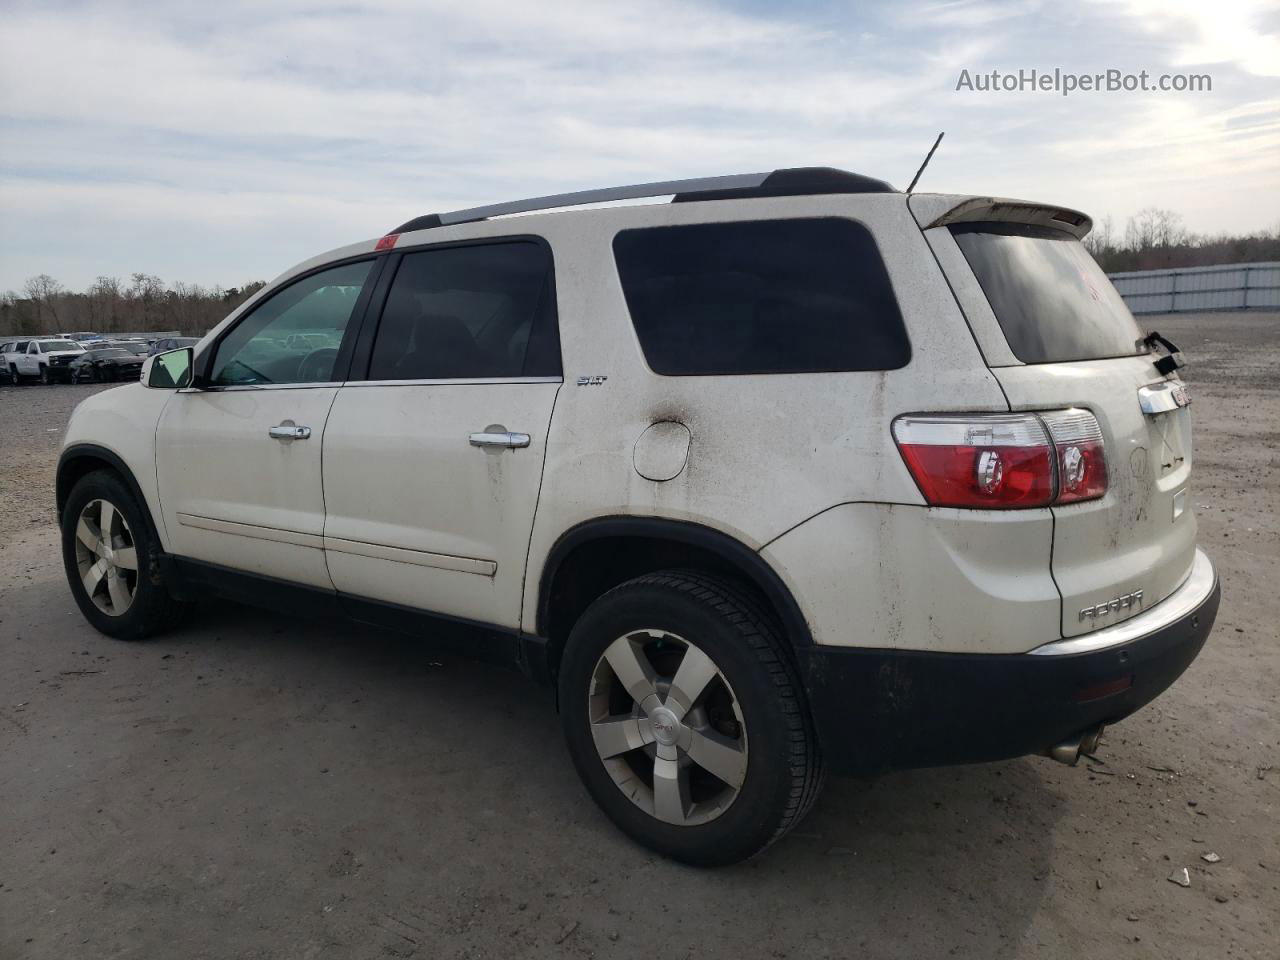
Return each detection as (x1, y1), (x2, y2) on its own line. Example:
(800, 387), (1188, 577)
(613, 218), (909, 376)
(951, 222), (1145, 364)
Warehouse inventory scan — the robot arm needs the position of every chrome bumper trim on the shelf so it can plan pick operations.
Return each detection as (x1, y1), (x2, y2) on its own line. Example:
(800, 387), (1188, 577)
(1030, 548), (1216, 656)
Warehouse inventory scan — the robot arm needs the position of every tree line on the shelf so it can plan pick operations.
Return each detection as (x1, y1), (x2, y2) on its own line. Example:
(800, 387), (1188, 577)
(1083, 208), (1280, 273)
(0, 274), (266, 338)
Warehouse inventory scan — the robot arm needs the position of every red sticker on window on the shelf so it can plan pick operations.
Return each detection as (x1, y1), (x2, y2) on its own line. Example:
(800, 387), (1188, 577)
(375, 234), (400, 251)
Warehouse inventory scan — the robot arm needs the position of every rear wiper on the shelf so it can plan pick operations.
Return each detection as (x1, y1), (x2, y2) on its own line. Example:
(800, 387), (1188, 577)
(1143, 331), (1182, 376)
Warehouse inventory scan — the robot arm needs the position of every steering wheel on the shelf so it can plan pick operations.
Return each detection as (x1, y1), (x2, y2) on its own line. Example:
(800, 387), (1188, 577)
(297, 347), (338, 383)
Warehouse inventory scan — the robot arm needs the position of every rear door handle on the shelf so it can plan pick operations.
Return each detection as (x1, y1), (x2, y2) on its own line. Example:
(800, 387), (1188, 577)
(268, 423), (312, 441)
(469, 431), (531, 449)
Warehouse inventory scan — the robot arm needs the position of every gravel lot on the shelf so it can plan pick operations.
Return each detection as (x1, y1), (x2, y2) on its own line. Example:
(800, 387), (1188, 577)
(1, 312), (1277, 960)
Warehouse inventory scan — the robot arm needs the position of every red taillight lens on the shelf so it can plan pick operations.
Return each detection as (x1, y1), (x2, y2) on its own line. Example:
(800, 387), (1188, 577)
(893, 414), (1055, 508)
(1042, 409), (1108, 503)
(892, 409), (1108, 509)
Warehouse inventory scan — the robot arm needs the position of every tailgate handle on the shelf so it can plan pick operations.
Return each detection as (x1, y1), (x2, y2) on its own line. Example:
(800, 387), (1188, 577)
(1138, 382), (1190, 415)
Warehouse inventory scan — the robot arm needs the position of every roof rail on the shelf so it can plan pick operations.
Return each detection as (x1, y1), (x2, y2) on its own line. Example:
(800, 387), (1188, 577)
(390, 166), (896, 235)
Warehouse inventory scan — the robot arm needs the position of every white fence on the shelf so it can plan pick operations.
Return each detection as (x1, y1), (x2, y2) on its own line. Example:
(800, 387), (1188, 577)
(1109, 262), (1280, 315)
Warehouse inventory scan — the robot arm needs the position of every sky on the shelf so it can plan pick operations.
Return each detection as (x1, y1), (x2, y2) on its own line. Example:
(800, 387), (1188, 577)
(0, 0), (1277, 292)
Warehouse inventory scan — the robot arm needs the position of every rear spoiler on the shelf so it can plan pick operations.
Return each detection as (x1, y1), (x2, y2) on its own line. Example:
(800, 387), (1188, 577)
(907, 194), (1092, 240)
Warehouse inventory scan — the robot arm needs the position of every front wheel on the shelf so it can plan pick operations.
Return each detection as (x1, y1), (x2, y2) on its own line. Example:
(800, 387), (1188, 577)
(558, 571), (824, 866)
(11, 364), (25, 385)
(61, 470), (189, 640)
(39, 365), (51, 384)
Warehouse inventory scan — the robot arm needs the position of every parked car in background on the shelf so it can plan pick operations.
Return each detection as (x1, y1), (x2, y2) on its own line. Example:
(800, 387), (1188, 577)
(0, 342), (16, 383)
(282, 332), (331, 352)
(106, 341), (152, 356)
(149, 337), (200, 356)
(69, 347), (146, 383)
(7, 338), (84, 384)
(56, 167), (1219, 865)
(2, 340), (29, 382)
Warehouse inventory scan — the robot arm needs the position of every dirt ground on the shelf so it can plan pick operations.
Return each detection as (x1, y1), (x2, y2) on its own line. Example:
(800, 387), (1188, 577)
(1, 312), (1276, 960)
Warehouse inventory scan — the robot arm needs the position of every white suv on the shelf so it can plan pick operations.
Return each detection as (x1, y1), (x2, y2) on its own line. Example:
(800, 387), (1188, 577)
(57, 168), (1219, 865)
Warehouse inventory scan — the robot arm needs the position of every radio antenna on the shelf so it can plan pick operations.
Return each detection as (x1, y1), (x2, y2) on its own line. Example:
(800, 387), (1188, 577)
(906, 131), (945, 194)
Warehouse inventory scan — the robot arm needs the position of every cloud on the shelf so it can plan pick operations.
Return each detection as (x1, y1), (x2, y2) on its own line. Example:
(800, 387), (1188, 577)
(1095, 0), (1280, 76)
(0, 0), (1276, 290)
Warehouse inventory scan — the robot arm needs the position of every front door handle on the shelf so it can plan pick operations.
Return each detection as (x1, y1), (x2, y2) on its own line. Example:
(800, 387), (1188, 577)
(268, 423), (312, 441)
(469, 430), (531, 449)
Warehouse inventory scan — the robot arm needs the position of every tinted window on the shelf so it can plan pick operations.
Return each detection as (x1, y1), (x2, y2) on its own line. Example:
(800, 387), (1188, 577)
(951, 223), (1145, 364)
(90, 349), (130, 359)
(612, 218), (908, 376)
(368, 241), (559, 380)
(211, 260), (372, 386)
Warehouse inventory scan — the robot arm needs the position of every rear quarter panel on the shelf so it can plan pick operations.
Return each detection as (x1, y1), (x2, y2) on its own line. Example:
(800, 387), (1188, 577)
(505, 194), (1011, 636)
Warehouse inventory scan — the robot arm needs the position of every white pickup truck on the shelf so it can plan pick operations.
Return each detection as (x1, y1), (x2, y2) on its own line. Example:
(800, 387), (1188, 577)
(4, 338), (85, 384)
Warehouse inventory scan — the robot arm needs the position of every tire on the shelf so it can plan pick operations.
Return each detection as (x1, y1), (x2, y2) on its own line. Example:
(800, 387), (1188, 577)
(10, 364), (24, 385)
(39, 365), (50, 384)
(558, 570), (824, 866)
(60, 469), (189, 640)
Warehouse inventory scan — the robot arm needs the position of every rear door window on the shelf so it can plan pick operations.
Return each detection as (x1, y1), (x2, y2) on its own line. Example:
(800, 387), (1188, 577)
(367, 241), (559, 380)
(612, 218), (909, 376)
(950, 222), (1145, 364)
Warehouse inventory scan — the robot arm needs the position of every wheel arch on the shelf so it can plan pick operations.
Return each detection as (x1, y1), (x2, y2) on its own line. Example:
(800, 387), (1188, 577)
(535, 516), (814, 677)
(56, 443), (163, 545)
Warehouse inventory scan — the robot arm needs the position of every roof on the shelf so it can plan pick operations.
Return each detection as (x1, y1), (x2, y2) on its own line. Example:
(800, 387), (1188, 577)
(391, 166), (897, 234)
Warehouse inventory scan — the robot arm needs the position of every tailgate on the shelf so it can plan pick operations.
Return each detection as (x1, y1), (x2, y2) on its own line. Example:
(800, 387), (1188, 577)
(930, 210), (1198, 638)
(994, 359), (1196, 636)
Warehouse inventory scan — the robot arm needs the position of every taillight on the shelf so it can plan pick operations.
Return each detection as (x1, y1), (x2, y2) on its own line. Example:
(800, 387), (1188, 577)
(1041, 409), (1108, 503)
(892, 410), (1108, 509)
(893, 414), (1055, 508)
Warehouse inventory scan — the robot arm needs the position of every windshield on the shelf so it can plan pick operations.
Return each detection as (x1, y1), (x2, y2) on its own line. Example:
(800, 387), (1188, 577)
(951, 223), (1145, 364)
(39, 340), (81, 351)
(91, 349), (130, 358)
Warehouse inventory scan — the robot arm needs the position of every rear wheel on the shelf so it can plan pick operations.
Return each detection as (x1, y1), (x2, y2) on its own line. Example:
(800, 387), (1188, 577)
(558, 571), (823, 866)
(61, 470), (189, 640)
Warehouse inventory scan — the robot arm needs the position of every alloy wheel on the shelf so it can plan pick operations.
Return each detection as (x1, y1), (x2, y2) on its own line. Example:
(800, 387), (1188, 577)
(73, 498), (139, 616)
(588, 629), (748, 826)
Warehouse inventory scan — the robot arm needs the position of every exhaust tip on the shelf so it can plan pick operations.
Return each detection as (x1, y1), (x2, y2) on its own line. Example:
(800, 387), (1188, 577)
(1044, 725), (1105, 766)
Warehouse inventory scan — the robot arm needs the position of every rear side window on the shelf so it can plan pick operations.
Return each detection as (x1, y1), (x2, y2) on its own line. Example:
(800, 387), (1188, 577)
(368, 241), (560, 381)
(951, 222), (1145, 364)
(612, 218), (909, 376)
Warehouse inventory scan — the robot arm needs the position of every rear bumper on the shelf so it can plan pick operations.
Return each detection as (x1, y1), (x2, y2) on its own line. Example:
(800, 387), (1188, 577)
(800, 549), (1219, 777)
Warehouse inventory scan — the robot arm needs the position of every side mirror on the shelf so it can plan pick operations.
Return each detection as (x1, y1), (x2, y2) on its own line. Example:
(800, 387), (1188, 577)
(144, 347), (194, 389)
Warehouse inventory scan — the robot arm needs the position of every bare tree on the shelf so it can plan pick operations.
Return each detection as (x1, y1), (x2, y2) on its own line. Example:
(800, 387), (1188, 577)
(1084, 214), (1116, 258)
(23, 274), (65, 329)
(127, 272), (165, 329)
(87, 275), (122, 331)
